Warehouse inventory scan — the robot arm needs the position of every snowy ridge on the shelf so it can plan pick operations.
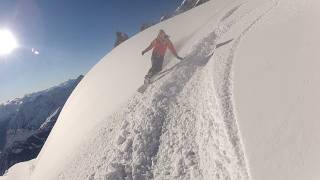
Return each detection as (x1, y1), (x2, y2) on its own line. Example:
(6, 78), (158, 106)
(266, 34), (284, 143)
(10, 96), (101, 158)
(38, 0), (253, 179)
(0, 75), (83, 130)
(0, 77), (80, 107)
(3, 0), (312, 179)
(31, 1), (279, 179)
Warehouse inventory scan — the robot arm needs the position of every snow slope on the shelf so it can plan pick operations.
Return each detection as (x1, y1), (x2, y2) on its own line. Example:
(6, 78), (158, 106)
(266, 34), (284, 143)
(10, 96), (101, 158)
(233, 0), (320, 179)
(0, 160), (35, 180)
(2, 0), (319, 179)
(29, 0), (256, 179)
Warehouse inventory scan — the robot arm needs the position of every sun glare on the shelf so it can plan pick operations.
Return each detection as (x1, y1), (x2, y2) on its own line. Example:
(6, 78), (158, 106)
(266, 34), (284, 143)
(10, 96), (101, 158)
(0, 29), (18, 55)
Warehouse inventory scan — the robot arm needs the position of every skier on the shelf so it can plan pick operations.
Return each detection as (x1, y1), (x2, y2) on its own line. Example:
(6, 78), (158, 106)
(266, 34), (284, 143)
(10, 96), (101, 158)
(142, 29), (183, 83)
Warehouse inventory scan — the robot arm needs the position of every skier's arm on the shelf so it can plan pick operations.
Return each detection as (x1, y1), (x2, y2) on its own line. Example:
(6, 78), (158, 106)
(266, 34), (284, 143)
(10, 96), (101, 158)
(167, 40), (183, 60)
(142, 40), (155, 55)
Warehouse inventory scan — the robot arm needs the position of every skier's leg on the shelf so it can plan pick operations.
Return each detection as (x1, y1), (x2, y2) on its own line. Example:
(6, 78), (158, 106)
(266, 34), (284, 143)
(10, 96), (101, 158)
(145, 68), (154, 84)
(145, 67), (154, 79)
(145, 55), (157, 83)
(152, 56), (164, 75)
(145, 60), (157, 80)
(144, 55), (164, 83)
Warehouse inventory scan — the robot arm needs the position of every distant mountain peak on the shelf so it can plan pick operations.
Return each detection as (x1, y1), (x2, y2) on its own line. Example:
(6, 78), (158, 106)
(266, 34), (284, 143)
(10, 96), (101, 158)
(0, 75), (83, 175)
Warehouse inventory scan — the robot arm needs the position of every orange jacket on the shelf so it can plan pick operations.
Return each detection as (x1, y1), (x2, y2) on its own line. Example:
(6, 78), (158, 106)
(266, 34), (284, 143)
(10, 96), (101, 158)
(146, 37), (178, 57)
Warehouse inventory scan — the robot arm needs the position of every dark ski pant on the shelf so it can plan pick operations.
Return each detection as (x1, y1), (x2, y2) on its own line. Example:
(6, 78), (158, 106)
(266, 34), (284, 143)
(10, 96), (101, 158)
(145, 54), (164, 79)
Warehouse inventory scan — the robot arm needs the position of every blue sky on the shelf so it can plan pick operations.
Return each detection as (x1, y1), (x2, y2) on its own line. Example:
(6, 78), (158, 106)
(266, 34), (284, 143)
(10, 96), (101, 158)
(0, 0), (181, 103)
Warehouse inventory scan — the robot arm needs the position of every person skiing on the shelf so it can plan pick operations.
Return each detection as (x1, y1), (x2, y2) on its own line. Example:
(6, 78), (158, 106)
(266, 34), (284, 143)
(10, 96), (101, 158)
(142, 29), (183, 83)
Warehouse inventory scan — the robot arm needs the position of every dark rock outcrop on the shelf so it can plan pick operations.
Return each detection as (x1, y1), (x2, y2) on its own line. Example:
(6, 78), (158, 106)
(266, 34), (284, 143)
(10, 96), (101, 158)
(114, 32), (129, 47)
(140, 23), (155, 31)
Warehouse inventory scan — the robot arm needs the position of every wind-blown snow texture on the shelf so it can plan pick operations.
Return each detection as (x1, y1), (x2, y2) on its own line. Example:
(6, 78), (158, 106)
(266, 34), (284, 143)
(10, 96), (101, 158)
(2, 0), (320, 179)
(233, 0), (320, 179)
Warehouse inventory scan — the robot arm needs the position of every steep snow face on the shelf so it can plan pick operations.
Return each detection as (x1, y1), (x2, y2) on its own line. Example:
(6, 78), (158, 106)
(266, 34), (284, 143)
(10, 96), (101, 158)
(29, 0), (257, 179)
(3, 0), (317, 179)
(233, 0), (320, 179)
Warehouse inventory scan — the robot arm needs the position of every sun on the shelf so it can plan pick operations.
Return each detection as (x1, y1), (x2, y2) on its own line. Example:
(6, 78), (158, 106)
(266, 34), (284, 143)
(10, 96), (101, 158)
(0, 29), (18, 55)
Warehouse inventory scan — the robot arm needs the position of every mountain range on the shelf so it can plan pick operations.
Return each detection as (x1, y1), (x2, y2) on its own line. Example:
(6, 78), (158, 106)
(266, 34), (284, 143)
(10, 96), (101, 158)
(0, 75), (83, 175)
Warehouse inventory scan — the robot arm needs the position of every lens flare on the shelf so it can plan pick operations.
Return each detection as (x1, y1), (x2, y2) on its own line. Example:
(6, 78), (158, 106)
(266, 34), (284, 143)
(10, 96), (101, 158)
(0, 29), (18, 55)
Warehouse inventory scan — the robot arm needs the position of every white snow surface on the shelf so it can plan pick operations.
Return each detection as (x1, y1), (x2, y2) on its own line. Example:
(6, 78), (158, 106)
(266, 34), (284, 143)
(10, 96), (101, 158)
(2, 0), (320, 179)
(233, 0), (320, 179)
(0, 160), (35, 180)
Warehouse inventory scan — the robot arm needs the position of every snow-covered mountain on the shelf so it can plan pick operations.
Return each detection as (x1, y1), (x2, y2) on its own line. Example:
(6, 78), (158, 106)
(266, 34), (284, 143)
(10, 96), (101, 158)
(176, 0), (209, 14)
(0, 75), (83, 130)
(0, 108), (61, 176)
(160, 0), (211, 24)
(0, 75), (83, 175)
(2, 0), (320, 179)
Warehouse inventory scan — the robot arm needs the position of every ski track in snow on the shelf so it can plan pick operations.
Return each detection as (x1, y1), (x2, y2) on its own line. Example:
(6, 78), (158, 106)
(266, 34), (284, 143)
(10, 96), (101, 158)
(57, 1), (279, 179)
